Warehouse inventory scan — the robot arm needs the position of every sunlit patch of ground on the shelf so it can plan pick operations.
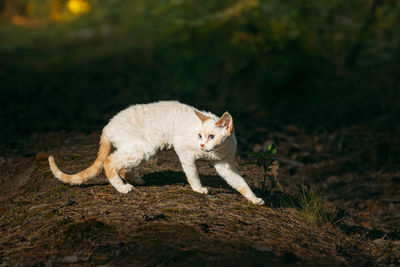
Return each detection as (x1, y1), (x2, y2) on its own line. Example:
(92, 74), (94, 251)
(1, 127), (399, 265)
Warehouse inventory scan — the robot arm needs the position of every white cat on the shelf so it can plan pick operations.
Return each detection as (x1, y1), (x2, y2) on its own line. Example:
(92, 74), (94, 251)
(49, 101), (265, 205)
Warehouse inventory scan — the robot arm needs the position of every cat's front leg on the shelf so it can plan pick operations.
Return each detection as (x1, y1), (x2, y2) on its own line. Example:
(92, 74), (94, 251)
(180, 160), (209, 194)
(214, 161), (264, 205)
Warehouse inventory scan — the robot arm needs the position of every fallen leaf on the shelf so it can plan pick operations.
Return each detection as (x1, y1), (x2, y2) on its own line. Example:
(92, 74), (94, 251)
(35, 152), (48, 161)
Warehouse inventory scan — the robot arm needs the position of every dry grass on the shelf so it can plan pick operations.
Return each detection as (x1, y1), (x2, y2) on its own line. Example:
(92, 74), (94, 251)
(0, 130), (399, 265)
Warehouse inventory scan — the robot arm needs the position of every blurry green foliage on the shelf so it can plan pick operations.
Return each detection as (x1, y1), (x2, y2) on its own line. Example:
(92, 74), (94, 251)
(0, 0), (399, 139)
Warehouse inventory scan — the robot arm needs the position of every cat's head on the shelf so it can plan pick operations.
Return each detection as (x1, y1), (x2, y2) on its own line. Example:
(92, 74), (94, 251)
(195, 110), (234, 152)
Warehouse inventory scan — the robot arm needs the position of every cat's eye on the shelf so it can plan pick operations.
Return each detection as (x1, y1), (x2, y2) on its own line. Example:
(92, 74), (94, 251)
(198, 134), (202, 139)
(209, 134), (215, 140)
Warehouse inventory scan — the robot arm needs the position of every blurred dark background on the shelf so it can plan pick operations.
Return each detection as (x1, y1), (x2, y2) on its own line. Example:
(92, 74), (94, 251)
(1, 0), (399, 145)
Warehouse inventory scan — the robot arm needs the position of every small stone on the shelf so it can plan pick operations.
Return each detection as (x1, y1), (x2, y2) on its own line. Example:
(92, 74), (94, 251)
(64, 255), (78, 263)
(256, 246), (272, 252)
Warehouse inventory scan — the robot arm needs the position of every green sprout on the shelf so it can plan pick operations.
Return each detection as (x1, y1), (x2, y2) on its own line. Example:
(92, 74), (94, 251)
(249, 143), (281, 193)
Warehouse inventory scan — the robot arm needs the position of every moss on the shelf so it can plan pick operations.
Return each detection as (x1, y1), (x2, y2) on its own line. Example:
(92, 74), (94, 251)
(50, 185), (70, 198)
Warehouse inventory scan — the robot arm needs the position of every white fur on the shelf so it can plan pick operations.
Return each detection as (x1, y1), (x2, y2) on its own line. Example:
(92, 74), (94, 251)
(103, 101), (264, 205)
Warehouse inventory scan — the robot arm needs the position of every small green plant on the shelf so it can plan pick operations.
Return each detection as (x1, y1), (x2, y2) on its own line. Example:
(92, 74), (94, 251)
(249, 143), (281, 192)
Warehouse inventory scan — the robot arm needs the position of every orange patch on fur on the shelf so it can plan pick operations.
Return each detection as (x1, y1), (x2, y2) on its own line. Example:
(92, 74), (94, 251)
(195, 110), (212, 123)
(215, 112), (234, 133)
(49, 133), (112, 185)
(238, 186), (249, 196)
(119, 169), (126, 178)
(103, 157), (114, 178)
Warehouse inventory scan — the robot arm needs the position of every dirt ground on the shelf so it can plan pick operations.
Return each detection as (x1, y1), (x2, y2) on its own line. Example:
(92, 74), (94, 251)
(1, 123), (399, 266)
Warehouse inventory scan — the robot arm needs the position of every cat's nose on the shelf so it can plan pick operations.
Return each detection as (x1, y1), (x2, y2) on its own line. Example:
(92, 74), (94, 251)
(200, 144), (204, 148)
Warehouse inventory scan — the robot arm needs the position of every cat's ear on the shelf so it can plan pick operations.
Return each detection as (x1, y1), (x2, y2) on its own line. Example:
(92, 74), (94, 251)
(194, 110), (212, 123)
(215, 111), (234, 133)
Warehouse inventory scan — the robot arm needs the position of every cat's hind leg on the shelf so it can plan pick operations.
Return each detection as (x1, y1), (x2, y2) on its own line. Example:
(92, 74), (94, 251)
(104, 152), (143, 194)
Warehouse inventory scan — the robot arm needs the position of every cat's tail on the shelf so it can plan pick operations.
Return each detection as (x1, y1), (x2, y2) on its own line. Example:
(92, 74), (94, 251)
(48, 133), (112, 184)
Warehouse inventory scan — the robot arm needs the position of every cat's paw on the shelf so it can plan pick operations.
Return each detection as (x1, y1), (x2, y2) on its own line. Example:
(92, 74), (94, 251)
(251, 197), (265, 206)
(116, 183), (134, 194)
(193, 187), (209, 194)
